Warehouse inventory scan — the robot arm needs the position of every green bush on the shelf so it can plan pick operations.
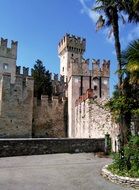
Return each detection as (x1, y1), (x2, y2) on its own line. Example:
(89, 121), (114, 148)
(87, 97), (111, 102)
(108, 135), (139, 178)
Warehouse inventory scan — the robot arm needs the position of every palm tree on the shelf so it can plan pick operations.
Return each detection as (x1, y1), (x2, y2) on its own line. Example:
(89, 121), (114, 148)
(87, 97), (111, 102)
(93, 0), (139, 145)
(120, 0), (139, 23)
(122, 39), (139, 136)
(93, 0), (139, 88)
(93, 0), (122, 87)
(122, 39), (139, 85)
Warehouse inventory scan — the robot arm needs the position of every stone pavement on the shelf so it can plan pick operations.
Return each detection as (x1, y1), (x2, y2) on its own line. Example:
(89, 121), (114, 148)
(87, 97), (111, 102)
(0, 153), (133, 190)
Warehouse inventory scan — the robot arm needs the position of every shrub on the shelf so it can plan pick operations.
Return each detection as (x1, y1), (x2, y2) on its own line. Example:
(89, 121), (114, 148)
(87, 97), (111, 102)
(108, 135), (139, 178)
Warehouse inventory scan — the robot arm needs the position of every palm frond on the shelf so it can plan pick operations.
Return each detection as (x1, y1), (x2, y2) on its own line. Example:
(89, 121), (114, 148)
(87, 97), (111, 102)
(120, 14), (126, 24)
(96, 15), (105, 31)
(108, 28), (113, 38)
(92, 5), (105, 12)
(126, 61), (139, 73)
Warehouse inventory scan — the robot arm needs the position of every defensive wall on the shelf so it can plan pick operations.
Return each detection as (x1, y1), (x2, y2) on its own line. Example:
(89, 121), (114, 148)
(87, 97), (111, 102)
(33, 95), (68, 138)
(75, 89), (120, 152)
(0, 69), (68, 138)
(0, 72), (34, 138)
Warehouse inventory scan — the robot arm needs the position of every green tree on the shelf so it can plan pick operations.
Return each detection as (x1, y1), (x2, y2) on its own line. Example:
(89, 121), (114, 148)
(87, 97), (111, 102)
(93, 0), (139, 144)
(32, 59), (52, 99)
(122, 39), (139, 135)
(106, 39), (139, 140)
(122, 39), (139, 85)
(93, 0), (139, 88)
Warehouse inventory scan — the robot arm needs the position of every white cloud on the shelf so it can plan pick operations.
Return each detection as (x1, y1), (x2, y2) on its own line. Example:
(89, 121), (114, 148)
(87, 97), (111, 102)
(79, 0), (139, 49)
(127, 25), (139, 42)
(102, 28), (114, 44)
(79, 0), (99, 24)
(79, 0), (114, 45)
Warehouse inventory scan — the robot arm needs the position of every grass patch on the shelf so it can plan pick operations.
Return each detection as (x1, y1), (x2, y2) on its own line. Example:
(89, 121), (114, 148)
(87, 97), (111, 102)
(108, 163), (139, 178)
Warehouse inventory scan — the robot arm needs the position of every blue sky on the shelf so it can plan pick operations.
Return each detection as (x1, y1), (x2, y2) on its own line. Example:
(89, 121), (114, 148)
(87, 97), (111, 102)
(0, 0), (139, 95)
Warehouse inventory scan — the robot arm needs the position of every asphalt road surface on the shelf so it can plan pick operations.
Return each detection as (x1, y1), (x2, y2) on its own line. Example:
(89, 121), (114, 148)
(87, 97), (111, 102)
(0, 153), (134, 190)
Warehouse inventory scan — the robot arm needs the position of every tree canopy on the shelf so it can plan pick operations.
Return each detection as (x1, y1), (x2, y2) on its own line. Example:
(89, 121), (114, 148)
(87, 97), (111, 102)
(32, 59), (52, 99)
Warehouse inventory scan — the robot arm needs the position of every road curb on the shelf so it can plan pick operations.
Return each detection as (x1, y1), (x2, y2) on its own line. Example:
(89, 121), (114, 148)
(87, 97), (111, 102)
(101, 165), (139, 189)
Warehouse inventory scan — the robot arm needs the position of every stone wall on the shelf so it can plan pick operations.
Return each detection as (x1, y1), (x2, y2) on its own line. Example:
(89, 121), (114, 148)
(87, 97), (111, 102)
(0, 138), (105, 157)
(32, 96), (68, 138)
(75, 89), (119, 152)
(67, 58), (110, 138)
(0, 73), (34, 138)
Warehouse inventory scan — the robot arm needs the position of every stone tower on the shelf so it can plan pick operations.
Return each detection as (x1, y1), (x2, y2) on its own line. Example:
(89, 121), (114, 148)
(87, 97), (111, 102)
(58, 34), (110, 138)
(58, 34), (87, 137)
(0, 38), (18, 83)
(58, 34), (86, 82)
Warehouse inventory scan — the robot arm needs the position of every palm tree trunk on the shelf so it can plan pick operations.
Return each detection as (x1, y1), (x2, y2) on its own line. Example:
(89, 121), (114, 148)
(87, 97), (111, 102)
(112, 8), (125, 146)
(112, 8), (122, 88)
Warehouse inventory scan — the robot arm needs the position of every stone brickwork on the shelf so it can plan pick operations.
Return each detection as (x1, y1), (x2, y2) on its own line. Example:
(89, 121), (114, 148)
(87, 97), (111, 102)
(0, 73), (34, 137)
(32, 95), (68, 138)
(0, 138), (105, 157)
(75, 89), (119, 152)
(67, 59), (110, 137)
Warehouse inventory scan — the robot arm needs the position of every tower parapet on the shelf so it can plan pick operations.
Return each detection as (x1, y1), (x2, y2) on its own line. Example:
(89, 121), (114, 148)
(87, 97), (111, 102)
(0, 38), (18, 83)
(92, 59), (110, 78)
(101, 59), (110, 77)
(58, 33), (86, 55)
(16, 66), (31, 77)
(92, 59), (100, 77)
(0, 38), (18, 59)
(58, 34), (86, 81)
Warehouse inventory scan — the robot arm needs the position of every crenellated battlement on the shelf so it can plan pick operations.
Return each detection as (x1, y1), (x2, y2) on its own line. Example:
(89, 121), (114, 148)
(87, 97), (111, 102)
(68, 58), (110, 78)
(101, 59), (110, 77)
(16, 66), (32, 76)
(92, 59), (110, 78)
(50, 73), (65, 82)
(0, 38), (18, 59)
(36, 95), (67, 106)
(58, 33), (86, 55)
(0, 73), (34, 102)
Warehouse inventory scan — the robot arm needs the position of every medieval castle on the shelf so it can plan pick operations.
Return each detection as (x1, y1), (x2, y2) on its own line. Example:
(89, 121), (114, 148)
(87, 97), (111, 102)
(0, 34), (119, 151)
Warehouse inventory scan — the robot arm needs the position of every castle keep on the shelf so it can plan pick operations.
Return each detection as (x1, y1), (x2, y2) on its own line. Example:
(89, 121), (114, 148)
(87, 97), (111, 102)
(58, 34), (111, 138)
(0, 35), (119, 150)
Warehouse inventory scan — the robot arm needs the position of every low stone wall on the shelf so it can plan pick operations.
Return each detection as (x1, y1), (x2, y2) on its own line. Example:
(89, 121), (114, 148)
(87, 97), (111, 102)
(0, 138), (104, 157)
(102, 165), (139, 188)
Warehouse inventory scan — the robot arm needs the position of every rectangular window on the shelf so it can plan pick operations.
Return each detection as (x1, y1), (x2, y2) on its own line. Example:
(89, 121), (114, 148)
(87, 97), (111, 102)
(3, 63), (8, 70)
(94, 85), (97, 90)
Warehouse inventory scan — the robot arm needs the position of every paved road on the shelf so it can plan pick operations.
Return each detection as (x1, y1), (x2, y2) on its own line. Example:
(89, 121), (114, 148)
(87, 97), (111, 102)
(0, 153), (133, 190)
